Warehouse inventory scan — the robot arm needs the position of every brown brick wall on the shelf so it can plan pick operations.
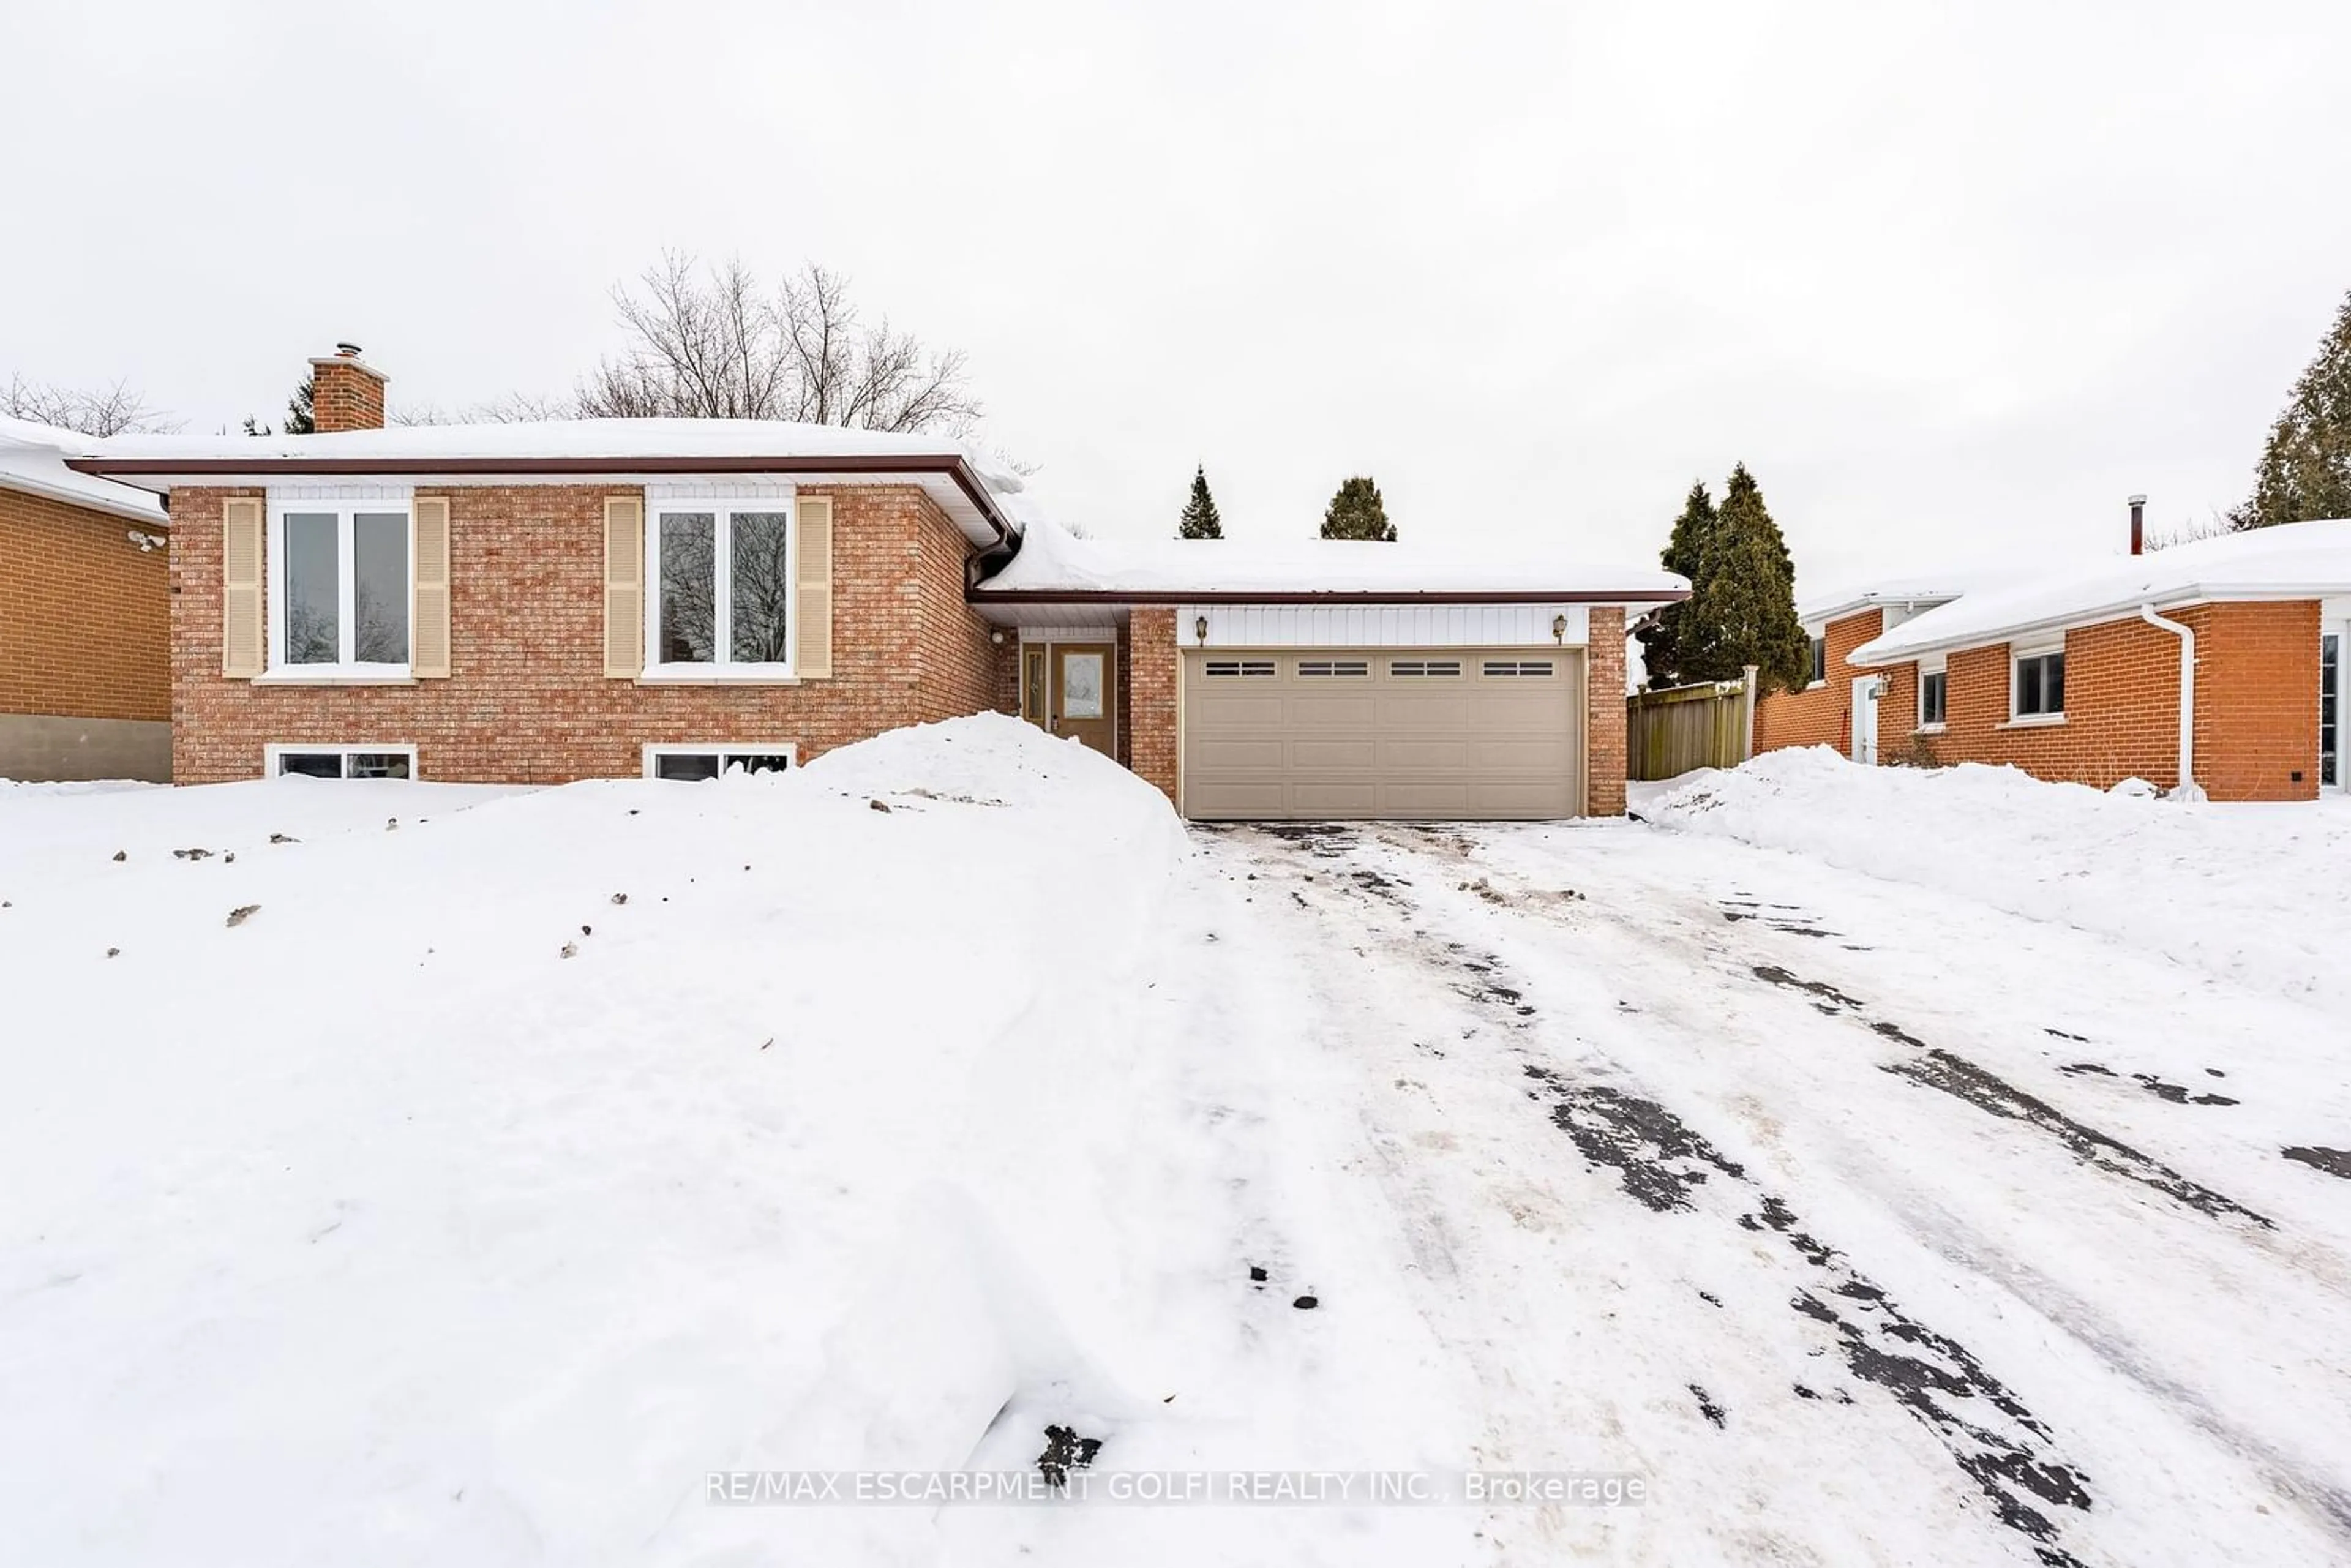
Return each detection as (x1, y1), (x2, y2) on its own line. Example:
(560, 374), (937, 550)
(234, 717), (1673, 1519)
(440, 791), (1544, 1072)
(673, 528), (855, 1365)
(1753, 609), (1906, 757)
(1, 486), (170, 722)
(309, 358), (386, 433)
(1584, 607), (1627, 816)
(170, 482), (1001, 783)
(1923, 602), (2319, 801)
(1128, 607), (1179, 806)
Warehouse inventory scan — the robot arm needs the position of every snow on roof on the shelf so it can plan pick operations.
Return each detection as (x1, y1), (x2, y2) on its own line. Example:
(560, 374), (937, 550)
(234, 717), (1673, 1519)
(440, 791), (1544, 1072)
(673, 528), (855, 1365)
(1854, 518), (2351, 663)
(1796, 565), (2022, 628)
(0, 417), (167, 524)
(974, 517), (1690, 601)
(86, 418), (1027, 493)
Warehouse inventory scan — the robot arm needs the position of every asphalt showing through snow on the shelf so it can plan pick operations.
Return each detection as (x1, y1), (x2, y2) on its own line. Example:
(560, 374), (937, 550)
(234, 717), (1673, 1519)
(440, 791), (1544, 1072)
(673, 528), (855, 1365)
(1191, 817), (2351, 1566)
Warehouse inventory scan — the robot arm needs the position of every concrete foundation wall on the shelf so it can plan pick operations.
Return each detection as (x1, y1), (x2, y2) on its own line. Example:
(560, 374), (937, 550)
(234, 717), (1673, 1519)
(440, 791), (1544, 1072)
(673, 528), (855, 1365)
(0, 713), (172, 782)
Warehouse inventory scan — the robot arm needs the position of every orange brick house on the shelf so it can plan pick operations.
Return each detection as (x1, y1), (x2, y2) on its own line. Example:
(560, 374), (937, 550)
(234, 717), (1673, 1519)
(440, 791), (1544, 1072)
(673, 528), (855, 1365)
(1, 416), (172, 781)
(77, 347), (1685, 818)
(1755, 509), (2351, 802)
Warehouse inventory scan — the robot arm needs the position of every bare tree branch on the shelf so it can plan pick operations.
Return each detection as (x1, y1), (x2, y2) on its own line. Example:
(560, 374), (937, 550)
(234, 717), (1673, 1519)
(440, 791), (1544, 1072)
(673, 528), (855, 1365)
(1, 373), (182, 436)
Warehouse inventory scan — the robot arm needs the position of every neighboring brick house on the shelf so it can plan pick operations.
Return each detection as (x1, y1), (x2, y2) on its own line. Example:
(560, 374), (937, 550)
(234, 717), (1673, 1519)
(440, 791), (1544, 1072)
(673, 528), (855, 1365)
(1752, 576), (1988, 764)
(78, 347), (1686, 818)
(1756, 512), (2351, 802)
(0, 416), (171, 781)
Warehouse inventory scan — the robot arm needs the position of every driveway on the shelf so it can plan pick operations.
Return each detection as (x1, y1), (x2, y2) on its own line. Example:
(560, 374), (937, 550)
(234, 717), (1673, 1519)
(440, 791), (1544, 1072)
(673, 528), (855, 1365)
(1176, 817), (2351, 1566)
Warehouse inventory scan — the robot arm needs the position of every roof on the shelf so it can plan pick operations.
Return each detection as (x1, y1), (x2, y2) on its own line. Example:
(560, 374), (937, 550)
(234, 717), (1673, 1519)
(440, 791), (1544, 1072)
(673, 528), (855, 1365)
(0, 416), (167, 525)
(1796, 566), (2020, 628)
(73, 418), (1022, 547)
(1853, 519), (2351, 664)
(971, 517), (1690, 606)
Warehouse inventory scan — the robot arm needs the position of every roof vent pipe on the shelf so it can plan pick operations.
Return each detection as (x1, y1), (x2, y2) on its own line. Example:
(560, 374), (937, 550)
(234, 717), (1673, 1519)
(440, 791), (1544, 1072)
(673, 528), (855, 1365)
(2138, 603), (2204, 801)
(2129, 493), (2147, 555)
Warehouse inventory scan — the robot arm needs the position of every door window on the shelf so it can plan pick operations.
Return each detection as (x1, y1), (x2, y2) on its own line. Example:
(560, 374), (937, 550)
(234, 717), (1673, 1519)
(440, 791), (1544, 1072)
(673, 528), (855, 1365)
(1062, 653), (1105, 718)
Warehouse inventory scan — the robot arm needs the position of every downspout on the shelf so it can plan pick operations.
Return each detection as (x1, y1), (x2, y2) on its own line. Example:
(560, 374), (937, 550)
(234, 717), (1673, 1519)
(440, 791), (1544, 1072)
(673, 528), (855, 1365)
(2139, 604), (2205, 801)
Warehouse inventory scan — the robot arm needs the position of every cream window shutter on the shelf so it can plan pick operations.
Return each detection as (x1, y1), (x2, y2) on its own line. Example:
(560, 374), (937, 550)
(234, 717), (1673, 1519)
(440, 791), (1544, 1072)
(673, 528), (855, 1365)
(222, 497), (264, 678)
(795, 495), (833, 677)
(604, 495), (645, 678)
(412, 497), (452, 678)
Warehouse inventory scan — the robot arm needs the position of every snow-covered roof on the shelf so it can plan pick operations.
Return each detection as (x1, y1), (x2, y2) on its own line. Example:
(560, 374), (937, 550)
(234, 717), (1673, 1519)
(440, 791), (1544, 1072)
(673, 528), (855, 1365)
(77, 418), (1022, 546)
(1796, 566), (2020, 628)
(1853, 519), (2351, 664)
(973, 517), (1689, 604)
(0, 416), (167, 524)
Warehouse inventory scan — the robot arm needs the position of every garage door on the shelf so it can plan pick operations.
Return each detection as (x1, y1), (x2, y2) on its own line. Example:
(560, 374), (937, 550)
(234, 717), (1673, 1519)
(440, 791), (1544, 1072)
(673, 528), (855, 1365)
(1182, 648), (1584, 820)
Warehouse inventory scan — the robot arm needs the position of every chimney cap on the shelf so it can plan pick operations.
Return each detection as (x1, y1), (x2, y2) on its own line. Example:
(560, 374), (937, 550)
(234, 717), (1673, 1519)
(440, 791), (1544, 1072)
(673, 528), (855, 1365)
(334, 342), (364, 358)
(2128, 493), (2148, 507)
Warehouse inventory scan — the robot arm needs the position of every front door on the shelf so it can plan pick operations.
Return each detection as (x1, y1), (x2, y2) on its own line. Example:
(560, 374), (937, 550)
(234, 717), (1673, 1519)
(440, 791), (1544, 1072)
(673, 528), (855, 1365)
(1851, 675), (1881, 765)
(1051, 643), (1117, 759)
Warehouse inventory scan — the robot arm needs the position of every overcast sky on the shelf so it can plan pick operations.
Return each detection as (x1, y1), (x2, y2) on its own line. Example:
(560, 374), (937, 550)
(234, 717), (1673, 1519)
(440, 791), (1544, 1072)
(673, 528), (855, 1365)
(7, 1), (2349, 590)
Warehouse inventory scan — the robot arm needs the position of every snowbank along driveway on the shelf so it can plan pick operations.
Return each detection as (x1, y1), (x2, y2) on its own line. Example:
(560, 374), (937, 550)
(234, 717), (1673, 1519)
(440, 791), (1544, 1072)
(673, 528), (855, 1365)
(2, 721), (2346, 1566)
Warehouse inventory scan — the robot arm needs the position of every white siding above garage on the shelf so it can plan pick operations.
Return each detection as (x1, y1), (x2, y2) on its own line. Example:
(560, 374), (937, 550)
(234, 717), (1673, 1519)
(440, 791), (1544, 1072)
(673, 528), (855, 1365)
(1179, 604), (1589, 648)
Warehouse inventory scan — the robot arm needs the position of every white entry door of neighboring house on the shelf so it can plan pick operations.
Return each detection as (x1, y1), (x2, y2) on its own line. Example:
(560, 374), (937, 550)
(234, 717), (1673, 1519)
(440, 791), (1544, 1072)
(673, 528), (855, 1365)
(1851, 675), (1881, 765)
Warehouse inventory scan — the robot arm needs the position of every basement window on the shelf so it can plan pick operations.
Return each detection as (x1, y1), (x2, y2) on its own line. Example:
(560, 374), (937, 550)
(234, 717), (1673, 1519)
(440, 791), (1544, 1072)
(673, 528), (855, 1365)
(1297, 659), (1370, 677)
(1203, 660), (1276, 677)
(1389, 659), (1463, 677)
(643, 745), (797, 781)
(2012, 647), (2065, 720)
(266, 745), (416, 780)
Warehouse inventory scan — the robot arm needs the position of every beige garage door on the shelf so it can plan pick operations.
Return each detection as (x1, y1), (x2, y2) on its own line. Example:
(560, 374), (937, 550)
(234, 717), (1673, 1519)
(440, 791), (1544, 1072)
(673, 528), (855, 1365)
(1183, 648), (1585, 820)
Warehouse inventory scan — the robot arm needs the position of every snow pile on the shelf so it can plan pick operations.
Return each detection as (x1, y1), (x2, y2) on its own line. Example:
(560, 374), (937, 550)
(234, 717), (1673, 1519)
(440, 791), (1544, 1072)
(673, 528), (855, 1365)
(1644, 747), (2351, 1011)
(0, 715), (1237, 1565)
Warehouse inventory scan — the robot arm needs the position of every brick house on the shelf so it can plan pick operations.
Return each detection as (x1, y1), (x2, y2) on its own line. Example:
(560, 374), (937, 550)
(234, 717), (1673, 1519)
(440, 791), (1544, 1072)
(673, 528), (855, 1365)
(1, 416), (172, 781)
(77, 348), (1685, 817)
(1755, 509), (2351, 801)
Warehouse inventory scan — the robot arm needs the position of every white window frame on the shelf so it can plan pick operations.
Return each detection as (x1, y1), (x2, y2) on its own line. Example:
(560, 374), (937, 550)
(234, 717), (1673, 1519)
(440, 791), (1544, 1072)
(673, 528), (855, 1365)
(264, 490), (416, 682)
(1916, 655), (1948, 732)
(644, 492), (799, 683)
(264, 743), (420, 780)
(2008, 637), (2066, 725)
(641, 743), (800, 781)
(1805, 632), (1828, 690)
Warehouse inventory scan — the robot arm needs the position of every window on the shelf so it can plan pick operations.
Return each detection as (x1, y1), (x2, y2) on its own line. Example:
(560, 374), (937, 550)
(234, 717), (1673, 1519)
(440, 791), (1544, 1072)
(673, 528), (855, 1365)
(1482, 660), (1556, 677)
(1807, 636), (1827, 686)
(1919, 669), (1947, 727)
(266, 745), (416, 779)
(1388, 659), (1463, 677)
(1203, 659), (1276, 677)
(643, 745), (796, 781)
(272, 501), (411, 672)
(2013, 648), (2065, 719)
(2323, 632), (2340, 788)
(648, 500), (794, 672)
(1297, 659), (1370, 677)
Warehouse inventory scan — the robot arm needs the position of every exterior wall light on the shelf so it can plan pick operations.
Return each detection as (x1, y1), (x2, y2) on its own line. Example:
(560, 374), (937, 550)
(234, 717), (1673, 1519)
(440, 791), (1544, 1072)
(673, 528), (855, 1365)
(1552, 613), (1567, 643)
(1194, 615), (1209, 644)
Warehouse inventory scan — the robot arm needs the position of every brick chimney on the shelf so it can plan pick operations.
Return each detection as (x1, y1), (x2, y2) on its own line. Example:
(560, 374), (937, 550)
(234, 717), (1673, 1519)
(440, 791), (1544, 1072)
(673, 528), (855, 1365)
(308, 343), (387, 433)
(2128, 493), (2147, 555)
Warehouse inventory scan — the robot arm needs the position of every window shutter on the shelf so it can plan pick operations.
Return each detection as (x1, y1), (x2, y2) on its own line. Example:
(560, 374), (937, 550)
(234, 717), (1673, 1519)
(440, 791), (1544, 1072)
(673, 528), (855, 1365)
(795, 495), (833, 678)
(604, 495), (644, 678)
(222, 497), (264, 678)
(412, 497), (452, 678)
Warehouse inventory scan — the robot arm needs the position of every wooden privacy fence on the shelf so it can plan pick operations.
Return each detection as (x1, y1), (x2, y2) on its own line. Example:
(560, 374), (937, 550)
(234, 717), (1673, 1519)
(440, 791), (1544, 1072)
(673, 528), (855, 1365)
(1625, 669), (1757, 781)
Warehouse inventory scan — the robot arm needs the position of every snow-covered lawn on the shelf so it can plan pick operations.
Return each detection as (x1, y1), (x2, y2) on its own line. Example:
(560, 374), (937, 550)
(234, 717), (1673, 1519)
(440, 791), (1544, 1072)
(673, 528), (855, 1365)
(4, 724), (2347, 1565)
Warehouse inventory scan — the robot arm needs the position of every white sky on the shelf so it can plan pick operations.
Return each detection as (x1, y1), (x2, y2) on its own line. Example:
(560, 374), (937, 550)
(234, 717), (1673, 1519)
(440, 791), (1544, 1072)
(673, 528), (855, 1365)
(6, 0), (2349, 589)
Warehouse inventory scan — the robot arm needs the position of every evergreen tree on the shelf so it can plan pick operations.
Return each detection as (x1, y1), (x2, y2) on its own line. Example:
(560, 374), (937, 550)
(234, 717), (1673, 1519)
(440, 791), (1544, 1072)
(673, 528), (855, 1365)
(1177, 465), (1224, 539)
(2232, 287), (2351, 529)
(284, 375), (316, 435)
(1320, 475), (1395, 541)
(247, 375), (316, 438)
(1684, 463), (1809, 691)
(1634, 480), (1716, 687)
